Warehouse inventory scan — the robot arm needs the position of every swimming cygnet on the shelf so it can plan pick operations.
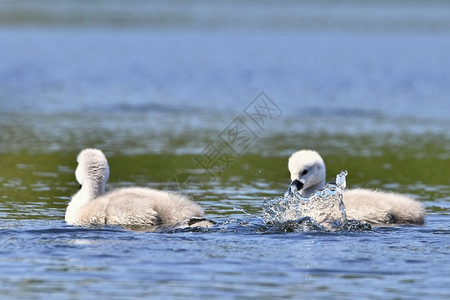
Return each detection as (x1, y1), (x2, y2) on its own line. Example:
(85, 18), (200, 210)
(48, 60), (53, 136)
(65, 148), (213, 228)
(286, 150), (425, 225)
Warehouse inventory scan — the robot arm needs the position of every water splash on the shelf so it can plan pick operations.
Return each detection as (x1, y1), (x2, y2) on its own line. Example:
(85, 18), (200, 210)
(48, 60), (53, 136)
(261, 171), (370, 232)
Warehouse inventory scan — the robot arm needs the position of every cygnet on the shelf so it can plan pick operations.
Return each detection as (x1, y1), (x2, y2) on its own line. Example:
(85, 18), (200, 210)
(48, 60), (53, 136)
(65, 148), (213, 228)
(286, 149), (425, 225)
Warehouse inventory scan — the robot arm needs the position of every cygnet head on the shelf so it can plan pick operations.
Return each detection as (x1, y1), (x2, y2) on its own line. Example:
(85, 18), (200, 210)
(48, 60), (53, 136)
(286, 149), (326, 197)
(75, 148), (110, 196)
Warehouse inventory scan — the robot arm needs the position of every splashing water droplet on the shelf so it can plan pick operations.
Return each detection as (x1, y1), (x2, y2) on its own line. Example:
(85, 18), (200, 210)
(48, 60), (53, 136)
(261, 170), (369, 232)
(336, 170), (348, 190)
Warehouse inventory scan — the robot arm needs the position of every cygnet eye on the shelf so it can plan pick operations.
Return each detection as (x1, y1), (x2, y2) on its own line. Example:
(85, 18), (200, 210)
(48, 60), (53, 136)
(79, 184), (82, 189)
(301, 169), (308, 176)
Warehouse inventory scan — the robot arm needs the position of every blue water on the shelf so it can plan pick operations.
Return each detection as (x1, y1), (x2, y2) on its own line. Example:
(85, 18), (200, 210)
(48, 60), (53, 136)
(1, 218), (449, 299)
(1, 1), (450, 299)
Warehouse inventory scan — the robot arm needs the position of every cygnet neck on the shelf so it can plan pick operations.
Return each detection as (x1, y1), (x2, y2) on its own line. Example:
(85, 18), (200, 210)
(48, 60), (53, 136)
(301, 179), (326, 198)
(82, 178), (106, 200)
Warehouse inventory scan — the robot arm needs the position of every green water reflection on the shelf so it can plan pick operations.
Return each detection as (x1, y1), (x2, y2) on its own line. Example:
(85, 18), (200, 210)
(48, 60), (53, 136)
(1, 130), (448, 221)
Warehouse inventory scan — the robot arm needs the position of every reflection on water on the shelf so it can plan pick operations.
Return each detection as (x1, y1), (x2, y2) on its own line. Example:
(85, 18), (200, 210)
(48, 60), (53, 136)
(2, 0), (450, 33)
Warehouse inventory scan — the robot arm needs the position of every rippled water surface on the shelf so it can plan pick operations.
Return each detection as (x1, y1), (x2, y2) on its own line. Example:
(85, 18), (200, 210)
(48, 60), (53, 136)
(1, 1), (450, 299)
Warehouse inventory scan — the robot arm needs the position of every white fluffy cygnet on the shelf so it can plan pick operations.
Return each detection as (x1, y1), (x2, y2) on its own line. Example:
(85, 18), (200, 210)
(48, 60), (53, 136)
(65, 148), (211, 228)
(286, 150), (425, 225)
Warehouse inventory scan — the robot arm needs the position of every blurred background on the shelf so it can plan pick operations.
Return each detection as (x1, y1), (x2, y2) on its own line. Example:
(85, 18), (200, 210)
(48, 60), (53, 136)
(0, 0), (449, 217)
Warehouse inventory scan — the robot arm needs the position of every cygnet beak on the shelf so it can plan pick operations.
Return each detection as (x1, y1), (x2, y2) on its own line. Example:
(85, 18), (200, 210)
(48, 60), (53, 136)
(284, 179), (303, 197)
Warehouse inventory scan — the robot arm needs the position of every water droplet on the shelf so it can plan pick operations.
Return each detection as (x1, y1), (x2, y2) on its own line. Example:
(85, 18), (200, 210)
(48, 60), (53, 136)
(261, 171), (369, 232)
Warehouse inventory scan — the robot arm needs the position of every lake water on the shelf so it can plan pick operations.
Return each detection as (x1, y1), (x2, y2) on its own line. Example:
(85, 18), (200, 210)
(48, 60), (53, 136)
(1, 1), (450, 299)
